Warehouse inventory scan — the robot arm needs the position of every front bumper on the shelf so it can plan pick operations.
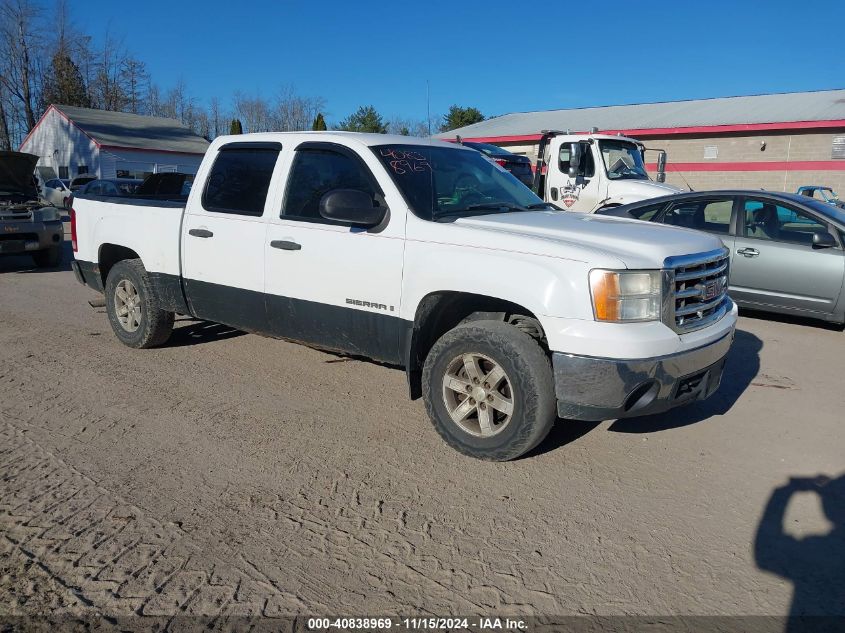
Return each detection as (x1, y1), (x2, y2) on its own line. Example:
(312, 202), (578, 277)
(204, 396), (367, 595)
(553, 329), (734, 421)
(0, 220), (63, 254)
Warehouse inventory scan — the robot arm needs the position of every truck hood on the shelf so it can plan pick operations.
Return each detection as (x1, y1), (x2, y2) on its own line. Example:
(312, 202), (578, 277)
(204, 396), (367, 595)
(0, 151), (39, 198)
(604, 179), (683, 205)
(452, 210), (725, 269)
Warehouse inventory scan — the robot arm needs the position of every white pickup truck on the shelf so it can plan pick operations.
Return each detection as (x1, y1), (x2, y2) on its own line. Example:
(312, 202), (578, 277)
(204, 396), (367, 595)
(71, 132), (737, 460)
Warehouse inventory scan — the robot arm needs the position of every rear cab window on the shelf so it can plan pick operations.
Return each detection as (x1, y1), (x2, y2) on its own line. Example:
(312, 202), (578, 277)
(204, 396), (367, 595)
(202, 144), (281, 216)
(628, 201), (665, 221)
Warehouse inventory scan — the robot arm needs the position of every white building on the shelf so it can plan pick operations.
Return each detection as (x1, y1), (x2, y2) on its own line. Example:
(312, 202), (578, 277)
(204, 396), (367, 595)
(19, 104), (209, 182)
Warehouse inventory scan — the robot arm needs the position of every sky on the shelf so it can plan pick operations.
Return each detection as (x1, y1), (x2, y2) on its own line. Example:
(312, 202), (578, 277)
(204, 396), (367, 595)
(73, 0), (844, 125)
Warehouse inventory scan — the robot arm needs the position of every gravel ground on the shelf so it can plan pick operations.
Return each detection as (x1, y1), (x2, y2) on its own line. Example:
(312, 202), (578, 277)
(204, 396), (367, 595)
(1, 245), (843, 620)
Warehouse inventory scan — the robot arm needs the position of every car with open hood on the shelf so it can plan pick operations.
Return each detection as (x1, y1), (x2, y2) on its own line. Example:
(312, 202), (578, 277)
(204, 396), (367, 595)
(0, 151), (64, 267)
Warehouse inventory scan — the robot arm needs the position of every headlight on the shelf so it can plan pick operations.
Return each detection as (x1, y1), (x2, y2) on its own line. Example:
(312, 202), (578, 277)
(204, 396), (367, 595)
(35, 207), (61, 222)
(589, 270), (662, 322)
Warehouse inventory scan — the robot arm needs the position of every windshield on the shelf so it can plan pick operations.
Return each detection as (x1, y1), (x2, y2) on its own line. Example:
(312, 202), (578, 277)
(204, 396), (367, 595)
(817, 188), (839, 202)
(798, 196), (845, 226)
(599, 140), (649, 181)
(372, 144), (548, 221)
(117, 181), (140, 194)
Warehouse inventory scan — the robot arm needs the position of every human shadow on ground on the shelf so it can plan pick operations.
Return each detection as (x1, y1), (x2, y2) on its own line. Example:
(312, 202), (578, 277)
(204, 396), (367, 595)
(755, 473), (845, 631)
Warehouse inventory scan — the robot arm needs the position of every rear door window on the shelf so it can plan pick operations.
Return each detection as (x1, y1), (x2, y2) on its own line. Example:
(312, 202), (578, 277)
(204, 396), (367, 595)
(662, 198), (733, 234)
(202, 147), (280, 216)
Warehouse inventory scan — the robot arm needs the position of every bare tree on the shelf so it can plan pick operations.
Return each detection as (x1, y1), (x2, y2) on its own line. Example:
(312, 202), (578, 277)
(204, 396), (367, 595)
(89, 31), (128, 111)
(387, 117), (430, 137)
(121, 57), (147, 114)
(209, 96), (224, 138)
(0, 0), (44, 135)
(0, 83), (12, 149)
(234, 92), (271, 133)
(192, 109), (210, 139)
(271, 85), (325, 131)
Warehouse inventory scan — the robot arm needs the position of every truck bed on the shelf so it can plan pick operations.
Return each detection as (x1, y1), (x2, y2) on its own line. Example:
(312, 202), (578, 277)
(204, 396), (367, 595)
(72, 196), (186, 285)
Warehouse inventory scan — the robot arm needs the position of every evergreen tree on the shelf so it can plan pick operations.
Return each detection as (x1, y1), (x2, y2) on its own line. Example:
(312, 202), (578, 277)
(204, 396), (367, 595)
(311, 112), (327, 131)
(229, 118), (243, 134)
(441, 105), (485, 132)
(42, 51), (89, 108)
(338, 106), (387, 133)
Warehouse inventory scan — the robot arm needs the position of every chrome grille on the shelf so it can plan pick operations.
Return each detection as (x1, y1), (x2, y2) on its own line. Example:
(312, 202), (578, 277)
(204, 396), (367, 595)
(664, 248), (731, 333)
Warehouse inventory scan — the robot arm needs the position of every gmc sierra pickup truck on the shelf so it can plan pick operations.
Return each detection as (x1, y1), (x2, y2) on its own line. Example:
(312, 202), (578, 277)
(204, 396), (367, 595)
(71, 132), (737, 460)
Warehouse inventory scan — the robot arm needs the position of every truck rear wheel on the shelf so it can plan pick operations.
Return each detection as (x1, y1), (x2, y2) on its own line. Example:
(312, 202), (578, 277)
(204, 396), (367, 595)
(422, 320), (556, 461)
(104, 259), (173, 348)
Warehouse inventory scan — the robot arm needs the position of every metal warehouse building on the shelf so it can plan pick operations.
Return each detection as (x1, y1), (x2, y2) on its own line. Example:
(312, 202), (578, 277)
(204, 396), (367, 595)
(19, 105), (209, 182)
(437, 89), (845, 193)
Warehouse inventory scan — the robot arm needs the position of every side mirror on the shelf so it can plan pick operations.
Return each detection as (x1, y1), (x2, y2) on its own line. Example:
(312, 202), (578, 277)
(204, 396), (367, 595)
(812, 231), (836, 249)
(319, 189), (386, 227)
(656, 151), (667, 183)
(567, 142), (582, 179)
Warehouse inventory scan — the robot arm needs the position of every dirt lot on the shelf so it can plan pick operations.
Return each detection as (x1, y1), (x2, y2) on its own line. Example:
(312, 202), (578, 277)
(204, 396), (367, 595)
(1, 243), (843, 620)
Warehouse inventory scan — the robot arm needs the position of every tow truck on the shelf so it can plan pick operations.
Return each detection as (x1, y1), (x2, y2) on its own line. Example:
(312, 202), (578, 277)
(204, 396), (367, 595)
(531, 130), (682, 213)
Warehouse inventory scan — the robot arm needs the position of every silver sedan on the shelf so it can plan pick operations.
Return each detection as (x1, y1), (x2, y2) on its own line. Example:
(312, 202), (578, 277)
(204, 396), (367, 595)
(599, 191), (845, 325)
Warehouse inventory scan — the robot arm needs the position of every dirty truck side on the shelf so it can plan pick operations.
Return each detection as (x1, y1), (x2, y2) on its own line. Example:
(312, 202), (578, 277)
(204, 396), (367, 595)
(71, 132), (737, 460)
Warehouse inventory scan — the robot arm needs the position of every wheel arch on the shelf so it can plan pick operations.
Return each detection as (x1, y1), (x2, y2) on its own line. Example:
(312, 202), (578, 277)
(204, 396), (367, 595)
(403, 291), (547, 400)
(98, 243), (141, 288)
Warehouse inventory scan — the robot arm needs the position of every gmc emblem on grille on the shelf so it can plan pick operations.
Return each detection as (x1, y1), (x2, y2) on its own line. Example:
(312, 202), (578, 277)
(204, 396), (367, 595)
(702, 280), (718, 300)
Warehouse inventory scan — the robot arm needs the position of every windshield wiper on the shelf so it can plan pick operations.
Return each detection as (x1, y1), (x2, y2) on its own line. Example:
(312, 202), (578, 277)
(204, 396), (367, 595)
(465, 202), (528, 212)
(525, 202), (556, 209)
(434, 202), (530, 220)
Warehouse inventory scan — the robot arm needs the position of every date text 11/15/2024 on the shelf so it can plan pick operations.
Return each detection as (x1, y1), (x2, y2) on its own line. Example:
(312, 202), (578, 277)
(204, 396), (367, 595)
(307, 617), (527, 631)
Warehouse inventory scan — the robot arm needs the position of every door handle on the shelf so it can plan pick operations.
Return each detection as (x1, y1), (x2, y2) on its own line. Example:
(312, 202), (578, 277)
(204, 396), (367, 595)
(188, 228), (214, 238)
(270, 240), (301, 251)
(737, 247), (759, 258)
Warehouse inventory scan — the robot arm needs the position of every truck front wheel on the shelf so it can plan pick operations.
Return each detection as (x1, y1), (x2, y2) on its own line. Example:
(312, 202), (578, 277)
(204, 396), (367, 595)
(104, 259), (174, 348)
(422, 320), (556, 461)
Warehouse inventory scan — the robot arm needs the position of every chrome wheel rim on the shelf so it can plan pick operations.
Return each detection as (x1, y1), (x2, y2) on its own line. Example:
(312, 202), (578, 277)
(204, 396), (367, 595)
(441, 352), (514, 438)
(114, 279), (141, 332)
